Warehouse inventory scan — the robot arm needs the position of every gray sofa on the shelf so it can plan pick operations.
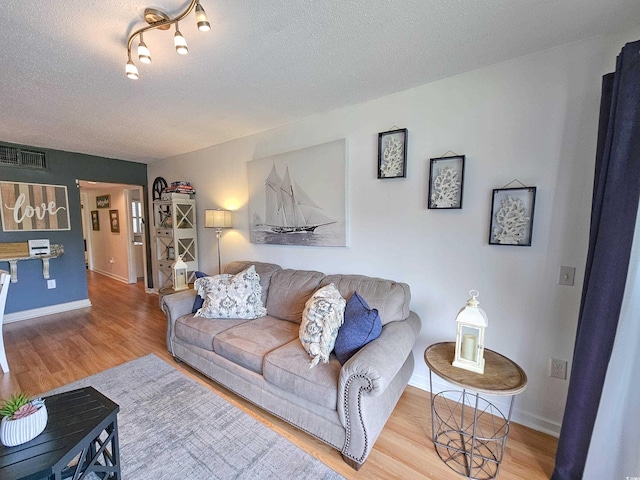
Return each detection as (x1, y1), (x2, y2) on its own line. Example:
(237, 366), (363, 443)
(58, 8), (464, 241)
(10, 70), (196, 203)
(161, 260), (421, 470)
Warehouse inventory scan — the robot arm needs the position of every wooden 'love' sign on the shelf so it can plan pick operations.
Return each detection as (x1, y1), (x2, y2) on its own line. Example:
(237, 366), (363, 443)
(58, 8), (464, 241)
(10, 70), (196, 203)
(0, 182), (71, 231)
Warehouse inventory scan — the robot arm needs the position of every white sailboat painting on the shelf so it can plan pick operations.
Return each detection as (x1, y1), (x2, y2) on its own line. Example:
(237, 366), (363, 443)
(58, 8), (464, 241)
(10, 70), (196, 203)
(248, 140), (346, 247)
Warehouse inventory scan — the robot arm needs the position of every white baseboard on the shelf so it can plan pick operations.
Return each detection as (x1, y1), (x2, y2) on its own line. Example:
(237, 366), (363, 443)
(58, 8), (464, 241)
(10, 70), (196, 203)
(4, 299), (92, 324)
(409, 373), (561, 437)
(92, 269), (129, 284)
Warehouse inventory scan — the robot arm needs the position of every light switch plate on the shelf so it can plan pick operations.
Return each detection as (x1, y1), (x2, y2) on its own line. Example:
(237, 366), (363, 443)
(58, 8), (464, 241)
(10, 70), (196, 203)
(559, 266), (575, 286)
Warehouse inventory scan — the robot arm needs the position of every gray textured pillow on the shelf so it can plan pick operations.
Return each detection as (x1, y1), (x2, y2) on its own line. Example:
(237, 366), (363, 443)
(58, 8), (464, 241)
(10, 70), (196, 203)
(194, 265), (266, 319)
(299, 284), (346, 368)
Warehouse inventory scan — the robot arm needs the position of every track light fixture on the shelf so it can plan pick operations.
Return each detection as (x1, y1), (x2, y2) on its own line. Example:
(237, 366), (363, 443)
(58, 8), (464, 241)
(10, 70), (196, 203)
(125, 0), (210, 80)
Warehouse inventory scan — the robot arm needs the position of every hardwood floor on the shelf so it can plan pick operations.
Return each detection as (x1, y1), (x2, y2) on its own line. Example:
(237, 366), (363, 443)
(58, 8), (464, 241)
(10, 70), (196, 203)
(0, 271), (557, 479)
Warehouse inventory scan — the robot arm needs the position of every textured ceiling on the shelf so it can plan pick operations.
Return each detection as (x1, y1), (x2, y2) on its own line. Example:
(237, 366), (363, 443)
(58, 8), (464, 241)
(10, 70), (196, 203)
(1, 1), (639, 163)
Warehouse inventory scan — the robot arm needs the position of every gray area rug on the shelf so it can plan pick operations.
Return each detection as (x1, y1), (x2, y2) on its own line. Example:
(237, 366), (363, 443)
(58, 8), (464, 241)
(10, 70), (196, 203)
(46, 354), (344, 480)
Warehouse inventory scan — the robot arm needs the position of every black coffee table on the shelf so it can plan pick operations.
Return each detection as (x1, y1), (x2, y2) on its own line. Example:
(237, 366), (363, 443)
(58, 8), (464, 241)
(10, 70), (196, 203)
(0, 386), (121, 480)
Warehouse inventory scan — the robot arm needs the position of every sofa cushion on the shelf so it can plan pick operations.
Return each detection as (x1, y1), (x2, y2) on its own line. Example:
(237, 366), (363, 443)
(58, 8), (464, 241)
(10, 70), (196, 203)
(266, 269), (325, 323)
(194, 265), (266, 319)
(299, 284), (346, 367)
(334, 291), (382, 364)
(224, 261), (282, 305)
(322, 274), (411, 325)
(175, 314), (250, 351)
(213, 316), (299, 374)
(264, 340), (340, 410)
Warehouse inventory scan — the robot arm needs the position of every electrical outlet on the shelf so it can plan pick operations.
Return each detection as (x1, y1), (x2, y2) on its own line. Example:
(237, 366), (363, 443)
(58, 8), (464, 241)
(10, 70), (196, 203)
(47, 279), (56, 289)
(550, 358), (567, 379)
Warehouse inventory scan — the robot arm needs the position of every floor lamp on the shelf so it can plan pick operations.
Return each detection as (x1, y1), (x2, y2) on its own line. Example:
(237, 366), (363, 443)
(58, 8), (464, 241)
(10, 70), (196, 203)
(205, 209), (233, 274)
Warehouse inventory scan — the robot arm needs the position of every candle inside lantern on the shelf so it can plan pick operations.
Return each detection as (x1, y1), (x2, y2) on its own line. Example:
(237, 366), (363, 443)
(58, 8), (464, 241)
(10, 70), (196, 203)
(461, 334), (477, 361)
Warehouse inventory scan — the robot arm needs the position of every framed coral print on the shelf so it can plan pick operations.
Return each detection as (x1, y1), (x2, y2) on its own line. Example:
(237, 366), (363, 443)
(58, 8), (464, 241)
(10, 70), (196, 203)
(428, 155), (465, 209)
(378, 128), (407, 179)
(489, 187), (537, 246)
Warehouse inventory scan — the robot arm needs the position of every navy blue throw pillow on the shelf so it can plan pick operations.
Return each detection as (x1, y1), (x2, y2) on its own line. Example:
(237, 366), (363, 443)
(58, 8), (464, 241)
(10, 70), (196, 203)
(191, 271), (211, 313)
(334, 291), (382, 365)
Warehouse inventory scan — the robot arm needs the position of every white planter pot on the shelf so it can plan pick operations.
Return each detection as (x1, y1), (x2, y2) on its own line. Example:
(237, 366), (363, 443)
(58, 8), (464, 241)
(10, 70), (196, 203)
(0, 404), (48, 447)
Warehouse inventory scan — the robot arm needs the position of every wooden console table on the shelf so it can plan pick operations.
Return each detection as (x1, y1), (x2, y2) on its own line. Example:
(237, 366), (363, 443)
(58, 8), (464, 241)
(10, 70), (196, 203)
(424, 342), (527, 479)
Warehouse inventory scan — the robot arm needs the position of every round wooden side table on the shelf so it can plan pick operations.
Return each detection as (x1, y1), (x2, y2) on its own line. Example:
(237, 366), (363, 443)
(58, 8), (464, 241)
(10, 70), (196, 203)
(424, 342), (527, 480)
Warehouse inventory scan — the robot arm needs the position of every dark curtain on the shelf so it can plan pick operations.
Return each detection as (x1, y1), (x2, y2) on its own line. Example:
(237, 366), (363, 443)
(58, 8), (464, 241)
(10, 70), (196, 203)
(552, 40), (640, 480)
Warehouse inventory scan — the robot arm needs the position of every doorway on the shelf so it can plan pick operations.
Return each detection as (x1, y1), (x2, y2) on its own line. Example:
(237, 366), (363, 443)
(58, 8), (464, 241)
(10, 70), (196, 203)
(79, 181), (148, 288)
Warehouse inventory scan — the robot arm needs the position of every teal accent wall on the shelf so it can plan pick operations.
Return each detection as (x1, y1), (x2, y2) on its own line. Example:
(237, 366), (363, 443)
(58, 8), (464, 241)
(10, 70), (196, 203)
(0, 141), (148, 314)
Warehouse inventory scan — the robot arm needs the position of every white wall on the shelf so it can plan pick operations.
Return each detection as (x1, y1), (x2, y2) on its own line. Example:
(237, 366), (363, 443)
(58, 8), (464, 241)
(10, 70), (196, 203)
(148, 28), (640, 435)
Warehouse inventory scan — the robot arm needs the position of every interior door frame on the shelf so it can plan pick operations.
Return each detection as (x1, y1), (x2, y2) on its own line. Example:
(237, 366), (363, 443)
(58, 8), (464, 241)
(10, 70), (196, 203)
(124, 187), (148, 285)
(80, 191), (94, 271)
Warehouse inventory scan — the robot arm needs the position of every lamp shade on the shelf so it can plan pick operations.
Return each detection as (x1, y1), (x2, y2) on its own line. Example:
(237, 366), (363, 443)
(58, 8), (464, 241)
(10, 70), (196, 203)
(138, 40), (151, 64)
(174, 24), (189, 55)
(205, 209), (232, 229)
(125, 60), (139, 79)
(195, 3), (211, 31)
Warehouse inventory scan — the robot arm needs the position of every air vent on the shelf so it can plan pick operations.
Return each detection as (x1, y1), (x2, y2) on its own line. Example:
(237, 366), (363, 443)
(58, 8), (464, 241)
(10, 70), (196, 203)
(0, 145), (47, 169)
(0, 146), (19, 166)
(19, 149), (46, 168)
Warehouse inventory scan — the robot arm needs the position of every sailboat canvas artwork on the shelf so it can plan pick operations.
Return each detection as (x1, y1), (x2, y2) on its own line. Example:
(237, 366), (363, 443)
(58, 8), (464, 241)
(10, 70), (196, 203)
(248, 140), (347, 247)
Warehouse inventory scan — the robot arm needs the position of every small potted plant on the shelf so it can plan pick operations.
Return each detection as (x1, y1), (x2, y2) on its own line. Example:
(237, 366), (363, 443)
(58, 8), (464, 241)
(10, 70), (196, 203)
(0, 392), (48, 447)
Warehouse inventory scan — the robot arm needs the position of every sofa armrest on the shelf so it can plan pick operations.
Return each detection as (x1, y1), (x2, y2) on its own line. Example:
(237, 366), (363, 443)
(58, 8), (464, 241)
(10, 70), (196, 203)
(162, 290), (197, 355)
(339, 311), (420, 396)
(337, 311), (421, 466)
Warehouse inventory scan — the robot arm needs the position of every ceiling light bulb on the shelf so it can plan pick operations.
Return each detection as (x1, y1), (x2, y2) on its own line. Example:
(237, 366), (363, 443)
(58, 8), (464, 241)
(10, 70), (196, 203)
(126, 60), (139, 79)
(195, 3), (211, 32)
(174, 23), (189, 55)
(138, 35), (151, 64)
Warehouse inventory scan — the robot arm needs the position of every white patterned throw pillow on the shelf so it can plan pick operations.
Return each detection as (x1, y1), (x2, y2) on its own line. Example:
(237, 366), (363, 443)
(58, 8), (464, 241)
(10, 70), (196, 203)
(194, 265), (267, 319)
(299, 284), (346, 368)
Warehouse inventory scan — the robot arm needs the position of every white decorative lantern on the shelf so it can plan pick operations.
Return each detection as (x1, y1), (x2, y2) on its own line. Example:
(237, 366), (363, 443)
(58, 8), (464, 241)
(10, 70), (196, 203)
(452, 290), (488, 374)
(172, 255), (188, 291)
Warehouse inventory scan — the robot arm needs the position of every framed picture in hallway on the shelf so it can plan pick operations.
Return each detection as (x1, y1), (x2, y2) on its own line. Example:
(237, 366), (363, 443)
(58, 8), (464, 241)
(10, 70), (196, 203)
(109, 210), (120, 233)
(91, 210), (99, 231)
(96, 195), (110, 209)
